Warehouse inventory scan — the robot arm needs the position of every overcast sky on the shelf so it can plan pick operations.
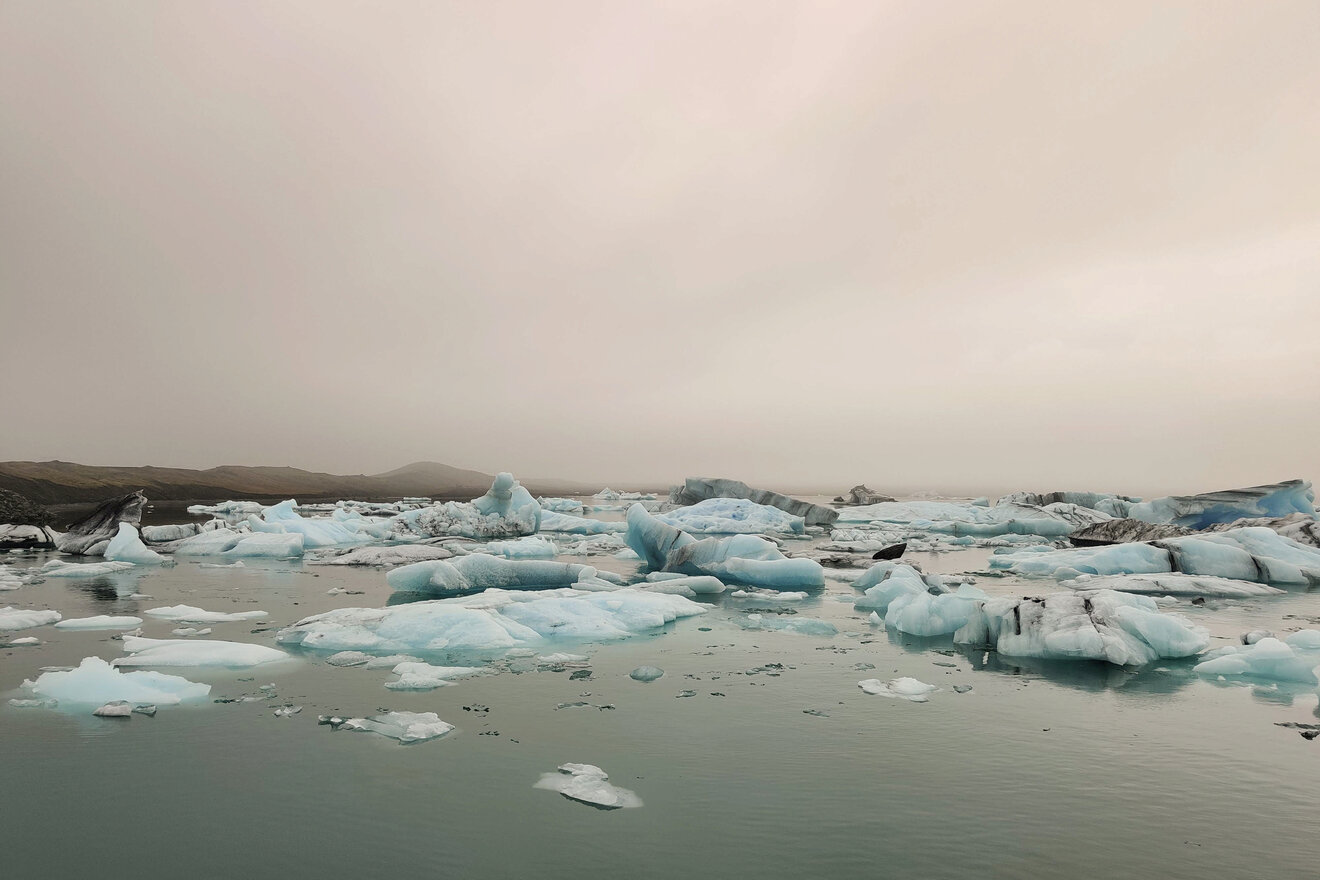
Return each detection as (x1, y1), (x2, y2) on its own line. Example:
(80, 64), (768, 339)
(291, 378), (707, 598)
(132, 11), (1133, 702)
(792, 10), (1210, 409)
(2, 1), (1317, 496)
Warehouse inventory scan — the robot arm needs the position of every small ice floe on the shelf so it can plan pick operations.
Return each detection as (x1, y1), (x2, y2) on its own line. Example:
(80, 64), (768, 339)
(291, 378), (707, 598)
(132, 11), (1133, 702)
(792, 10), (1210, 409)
(0, 606), (62, 632)
(274, 705), (302, 717)
(8, 698), (57, 709)
(534, 763), (642, 809)
(629, 665), (664, 682)
(6, 636), (41, 647)
(55, 615), (144, 631)
(340, 711), (454, 744)
(537, 652), (590, 667)
(171, 627), (213, 637)
(114, 637), (288, 668)
(325, 587), (366, 596)
(384, 662), (487, 690)
(741, 614), (838, 636)
(730, 589), (807, 600)
(39, 559), (136, 578)
(144, 605), (269, 624)
(1194, 635), (1320, 684)
(133, 704), (157, 716)
(1242, 630), (1275, 645)
(198, 561), (246, 569)
(93, 700), (133, 718)
(858, 677), (940, 702)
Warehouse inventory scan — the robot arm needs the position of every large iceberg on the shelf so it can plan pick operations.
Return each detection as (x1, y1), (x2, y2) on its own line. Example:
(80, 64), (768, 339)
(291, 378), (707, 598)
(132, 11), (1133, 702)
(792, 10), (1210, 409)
(953, 590), (1209, 666)
(172, 529), (305, 558)
(669, 478), (837, 526)
(25, 656), (211, 706)
(836, 500), (1104, 537)
(277, 587), (706, 655)
(659, 498), (806, 535)
(1124, 480), (1315, 528)
(989, 527), (1320, 585)
(54, 491), (147, 556)
(249, 500), (372, 548)
(104, 523), (168, 565)
(386, 556), (596, 595)
(393, 473), (541, 539)
(626, 504), (823, 589)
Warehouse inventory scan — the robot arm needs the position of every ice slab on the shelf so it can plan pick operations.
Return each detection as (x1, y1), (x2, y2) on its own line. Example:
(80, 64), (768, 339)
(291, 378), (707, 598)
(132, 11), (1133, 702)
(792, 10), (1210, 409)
(278, 587), (706, 654)
(534, 763), (642, 809)
(1061, 573), (1285, 598)
(883, 584), (990, 637)
(385, 661), (488, 690)
(387, 556), (595, 595)
(115, 636), (288, 668)
(954, 589), (1209, 666)
(251, 499), (372, 548)
(39, 559), (137, 578)
(144, 605), (270, 624)
(0, 606), (62, 631)
(1126, 480), (1315, 528)
(54, 615), (144, 630)
(316, 545), (453, 566)
(477, 536), (558, 559)
(341, 711), (454, 743)
(172, 528), (305, 558)
(670, 478), (837, 526)
(26, 656), (210, 706)
(858, 677), (938, 701)
(659, 498), (806, 535)
(1194, 637), (1320, 684)
(538, 511), (626, 534)
(104, 523), (167, 565)
(837, 500), (1100, 537)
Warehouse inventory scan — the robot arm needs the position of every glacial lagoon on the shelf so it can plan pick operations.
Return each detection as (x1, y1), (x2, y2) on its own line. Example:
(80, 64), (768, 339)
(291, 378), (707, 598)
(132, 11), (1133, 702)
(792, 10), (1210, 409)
(4, 490), (1320, 879)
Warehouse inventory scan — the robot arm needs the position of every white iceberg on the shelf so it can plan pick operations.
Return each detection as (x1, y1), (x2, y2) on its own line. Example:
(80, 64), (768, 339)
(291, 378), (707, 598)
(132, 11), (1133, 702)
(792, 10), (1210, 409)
(114, 636), (288, 668)
(394, 473), (540, 539)
(477, 536), (558, 559)
(54, 615), (144, 630)
(954, 590), (1209, 666)
(386, 555), (595, 595)
(1059, 573), (1285, 598)
(250, 500), (372, 548)
(143, 605), (269, 624)
(104, 523), (168, 565)
(534, 763), (642, 809)
(39, 559), (137, 578)
(278, 587), (706, 654)
(1194, 637), (1320, 684)
(384, 661), (488, 690)
(26, 656), (210, 706)
(0, 606), (62, 631)
(659, 498), (806, 535)
(858, 677), (939, 701)
(341, 711), (454, 743)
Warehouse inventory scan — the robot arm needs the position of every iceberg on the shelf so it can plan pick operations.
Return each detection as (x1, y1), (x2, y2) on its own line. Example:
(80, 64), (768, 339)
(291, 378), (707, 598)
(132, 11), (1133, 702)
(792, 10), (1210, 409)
(384, 661), (488, 690)
(476, 536), (558, 559)
(277, 587), (706, 654)
(538, 510), (627, 534)
(1194, 637), (1319, 684)
(54, 491), (147, 556)
(54, 615), (144, 630)
(341, 711), (454, 744)
(883, 585), (990, 637)
(670, 478), (837, 526)
(1125, 480), (1315, 528)
(534, 763), (642, 809)
(172, 529), (305, 558)
(114, 636), (288, 668)
(394, 473), (540, 540)
(187, 500), (265, 523)
(105, 523), (168, 565)
(1202, 513), (1320, 548)
(834, 485), (896, 506)
(250, 500), (372, 548)
(636, 575), (725, 597)
(39, 559), (138, 578)
(386, 556), (595, 595)
(998, 490), (1138, 511)
(0, 606), (62, 631)
(314, 544), (453, 566)
(140, 523), (203, 543)
(858, 677), (939, 701)
(837, 499), (1103, 537)
(1059, 573), (1285, 598)
(954, 590), (1209, 666)
(0, 524), (60, 550)
(26, 656), (210, 706)
(659, 498), (806, 535)
(539, 497), (585, 514)
(1068, 519), (1193, 546)
(624, 503), (696, 570)
(143, 605), (270, 624)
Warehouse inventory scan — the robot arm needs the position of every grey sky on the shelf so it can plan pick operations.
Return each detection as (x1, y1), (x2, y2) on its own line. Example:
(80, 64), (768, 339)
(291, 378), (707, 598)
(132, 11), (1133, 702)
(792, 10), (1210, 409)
(2, 1), (1317, 496)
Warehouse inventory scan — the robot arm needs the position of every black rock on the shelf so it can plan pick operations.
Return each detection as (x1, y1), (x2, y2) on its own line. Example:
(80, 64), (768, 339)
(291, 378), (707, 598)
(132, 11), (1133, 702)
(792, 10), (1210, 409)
(871, 543), (907, 560)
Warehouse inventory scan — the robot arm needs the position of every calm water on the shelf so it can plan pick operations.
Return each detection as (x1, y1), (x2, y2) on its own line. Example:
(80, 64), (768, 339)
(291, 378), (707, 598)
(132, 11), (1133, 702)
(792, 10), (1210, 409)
(3, 504), (1318, 879)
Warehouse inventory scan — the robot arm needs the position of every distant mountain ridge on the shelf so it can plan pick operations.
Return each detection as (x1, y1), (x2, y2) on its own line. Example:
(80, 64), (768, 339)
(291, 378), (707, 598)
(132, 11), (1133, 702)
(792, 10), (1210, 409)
(0, 460), (600, 505)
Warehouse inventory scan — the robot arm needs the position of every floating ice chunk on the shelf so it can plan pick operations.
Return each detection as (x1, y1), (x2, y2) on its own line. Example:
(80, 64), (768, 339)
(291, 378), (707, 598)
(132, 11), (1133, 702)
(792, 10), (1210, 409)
(1126, 480), (1315, 528)
(387, 556), (596, 595)
(104, 523), (167, 565)
(198, 561), (246, 569)
(7, 636), (41, 646)
(187, 500), (264, 523)
(858, 677), (938, 701)
(0, 606), (61, 631)
(144, 605), (269, 624)
(883, 585), (990, 637)
(172, 529), (305, 558)
(629, 665), (664, 682)
(538, 511), (626, 535)
(853, 562), (930, 613)
(316, 545), (452, 566)
(55, 615), (144, 630)
(94, 700), (133, 717)
(385, 661), (487, 690)
(27, 656), (210, 705)
(0, 524), (59, 551)
(636, 575), (725, 597)
(671, 478), (836, 526)
(1286, 630), (1320, 650)
(742, 614), (837, 636)
(395, 473), (540, 539)
(539, 497), (585, 514)
(9, 698), (58, 708)
(1194, 637), (1319, 684)
(115, 636), (288, 668)
(659, 498), (806, 535)
(477, 536), (558, 559)
(625, 504), (697, 570)
(341, 711), (454, 743)
(39, 559), (137, 578)
(664, 532), (824, 589)
(731, 589), (806, 600)
(955, 590), (1209, 666)
(1060, 573), (1285, 598)
(325, 651), (374, 667)
(534, 763), (642, 809)
(171, 627), (212, 637)
(278, 587), (706, 654)
(251, 500), (371, 548)
(836, 500), (1091, 537)
(54, 491), (147, 556)
(140, 523), (202, 543)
